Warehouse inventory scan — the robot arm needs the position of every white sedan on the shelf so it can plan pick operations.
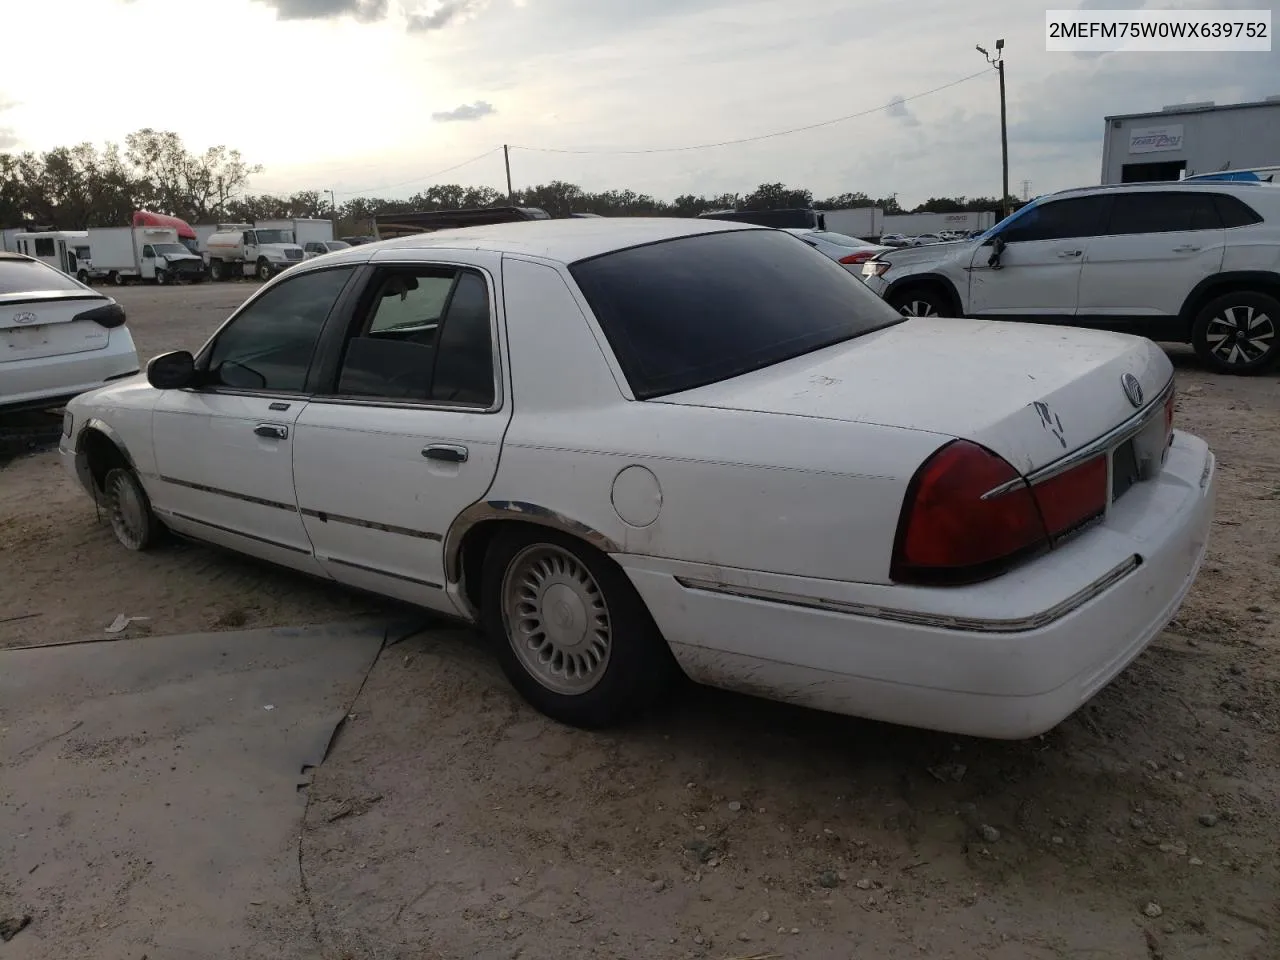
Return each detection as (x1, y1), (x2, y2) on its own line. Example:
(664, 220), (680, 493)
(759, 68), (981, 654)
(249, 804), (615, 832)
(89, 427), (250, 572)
(780, 228), (892, 274)
(2, 252), (140, 412)
(59, 219), (1216, 739)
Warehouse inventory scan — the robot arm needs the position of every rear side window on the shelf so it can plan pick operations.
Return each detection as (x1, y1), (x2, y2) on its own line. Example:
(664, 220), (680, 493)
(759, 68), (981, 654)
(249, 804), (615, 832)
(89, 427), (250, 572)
(569, 229), (903, 399)
(34, 238), (56, 257)
(1000, 196), (1110, 243)
(1212, 193), (1264, 228)
(1106, 192), (1222, 234)
(0, 257), (85, 294)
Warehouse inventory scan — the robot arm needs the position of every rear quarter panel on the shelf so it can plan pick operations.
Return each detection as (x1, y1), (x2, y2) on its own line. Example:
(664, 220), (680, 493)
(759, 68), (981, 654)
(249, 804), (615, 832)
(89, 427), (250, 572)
(491, 255), (947, 584)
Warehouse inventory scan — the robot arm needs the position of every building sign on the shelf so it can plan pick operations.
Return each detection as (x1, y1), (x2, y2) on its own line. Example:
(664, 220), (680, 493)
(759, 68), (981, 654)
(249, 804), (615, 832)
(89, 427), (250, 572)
(1129, 124), (1184, 154)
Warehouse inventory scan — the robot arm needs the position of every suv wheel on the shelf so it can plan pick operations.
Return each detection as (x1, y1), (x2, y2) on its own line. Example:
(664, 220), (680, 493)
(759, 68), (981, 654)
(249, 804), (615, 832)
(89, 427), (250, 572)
(888, 287), (949, 318)
(1191, 291), (1280, 375)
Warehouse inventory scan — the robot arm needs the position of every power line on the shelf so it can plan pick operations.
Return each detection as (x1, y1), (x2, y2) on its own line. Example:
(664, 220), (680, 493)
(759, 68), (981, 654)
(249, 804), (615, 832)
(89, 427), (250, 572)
(510, 69), (992, 156)
(333, 147), (504, 197)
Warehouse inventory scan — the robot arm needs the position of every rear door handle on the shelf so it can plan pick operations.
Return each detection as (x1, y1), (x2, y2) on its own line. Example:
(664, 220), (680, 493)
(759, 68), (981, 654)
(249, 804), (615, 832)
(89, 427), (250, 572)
(423, 444), (468, 463)
(1173, 244), (1201, 253)
(1057, 249), (1082, 258)
(254, 423), (289, 440)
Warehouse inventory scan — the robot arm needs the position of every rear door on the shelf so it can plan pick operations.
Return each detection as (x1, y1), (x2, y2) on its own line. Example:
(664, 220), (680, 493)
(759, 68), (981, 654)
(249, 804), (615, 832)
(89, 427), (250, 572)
(1, 259), (113, 365)
(966, 194), (1111, 319)
(291, 251), (511, 610)
(1077, 190), (1226, 327)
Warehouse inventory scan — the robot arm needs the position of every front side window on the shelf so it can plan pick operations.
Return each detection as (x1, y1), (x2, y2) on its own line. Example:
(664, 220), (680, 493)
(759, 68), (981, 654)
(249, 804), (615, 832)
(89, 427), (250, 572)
(569, 228), (903, 400)
(34, 238), (55, 257)
(331, 265), (495, 406)
(999, 195), (1110, 243)
(205, 266), (354, 392)
(142, 246), (155, 258)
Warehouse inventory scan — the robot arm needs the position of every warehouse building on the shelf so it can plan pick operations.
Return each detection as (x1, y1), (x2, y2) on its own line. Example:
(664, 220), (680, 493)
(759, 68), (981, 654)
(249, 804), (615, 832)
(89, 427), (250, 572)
(1100, 96), (1280, 184)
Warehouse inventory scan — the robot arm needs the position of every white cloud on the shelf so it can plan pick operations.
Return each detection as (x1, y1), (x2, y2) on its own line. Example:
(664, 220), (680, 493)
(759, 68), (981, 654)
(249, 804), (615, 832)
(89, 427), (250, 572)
(432, 100), (496, 122)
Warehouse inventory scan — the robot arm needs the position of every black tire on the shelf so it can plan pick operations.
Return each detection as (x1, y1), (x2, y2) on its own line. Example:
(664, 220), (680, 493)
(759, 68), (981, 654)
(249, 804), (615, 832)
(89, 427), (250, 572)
(888, 285), (951, 318)
(102, 467), (164, 551)
(77, 270), (90, 285)
(1191, 290), (1280, 375)
(480, 526), (680, 729)
(111, 272), (124, 286)
(256, 259), (274, 282)
(155, 269), (168, 286)
(209, 259), (225, 282)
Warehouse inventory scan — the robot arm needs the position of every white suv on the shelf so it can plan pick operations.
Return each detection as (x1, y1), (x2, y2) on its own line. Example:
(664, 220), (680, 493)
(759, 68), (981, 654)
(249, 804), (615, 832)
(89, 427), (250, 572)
(1, 252), (140, 412)
(862, 181), (1280, 375)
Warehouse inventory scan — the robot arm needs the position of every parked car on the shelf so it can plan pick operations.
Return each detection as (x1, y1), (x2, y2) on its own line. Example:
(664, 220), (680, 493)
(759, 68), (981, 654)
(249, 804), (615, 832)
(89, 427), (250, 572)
(340, 236), (379, 246)
(303, 240), (352, 260)
(862, 181), (1280, 374)
(1, 252), (139, 413)
(781, 228), (892, 274)
(879, 234), (911, 247)
(60, 218), (1215, 740)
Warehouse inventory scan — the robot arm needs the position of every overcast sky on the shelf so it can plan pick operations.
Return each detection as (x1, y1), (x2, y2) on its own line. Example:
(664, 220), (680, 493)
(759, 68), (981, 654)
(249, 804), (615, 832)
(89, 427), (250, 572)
(1, 0), (1276, 206)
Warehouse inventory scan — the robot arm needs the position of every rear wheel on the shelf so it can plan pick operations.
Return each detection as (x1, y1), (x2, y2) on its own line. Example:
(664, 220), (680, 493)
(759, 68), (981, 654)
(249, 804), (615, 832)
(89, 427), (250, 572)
(1191, 291), (1280, 375)
(481, 526), (679, 729)
(103, 467), (164, 552)
(888, 286), (950, 318)
(111, 271), (124, 286)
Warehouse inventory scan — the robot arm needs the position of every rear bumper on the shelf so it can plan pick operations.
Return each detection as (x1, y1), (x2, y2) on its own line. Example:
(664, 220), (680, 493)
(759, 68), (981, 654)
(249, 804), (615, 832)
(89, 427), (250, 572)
(617, 430), (1216, 739)
(1, 331), (139, 412)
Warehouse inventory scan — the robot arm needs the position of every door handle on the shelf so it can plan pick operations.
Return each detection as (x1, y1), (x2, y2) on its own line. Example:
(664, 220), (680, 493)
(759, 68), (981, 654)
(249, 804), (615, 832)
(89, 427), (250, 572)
(254, 423), (289, 440)
(423, 444), (468, 463)
(1057, 249), (1082, 258)
(1173, 244), (1201, 253)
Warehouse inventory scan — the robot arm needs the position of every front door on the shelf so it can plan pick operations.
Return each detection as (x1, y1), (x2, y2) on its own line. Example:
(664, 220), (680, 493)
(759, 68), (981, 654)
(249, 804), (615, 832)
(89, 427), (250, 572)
(966, 194), (1111, 320)
(148, 264), (360, 573)
(291, 255), (511, 611)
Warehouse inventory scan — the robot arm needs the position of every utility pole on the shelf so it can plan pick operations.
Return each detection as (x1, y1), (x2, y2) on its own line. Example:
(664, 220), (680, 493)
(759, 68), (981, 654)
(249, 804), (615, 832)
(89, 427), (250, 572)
(976, 39), (1010, 219)
(327, 189), (337, 216)
(503, 145), (514, 204)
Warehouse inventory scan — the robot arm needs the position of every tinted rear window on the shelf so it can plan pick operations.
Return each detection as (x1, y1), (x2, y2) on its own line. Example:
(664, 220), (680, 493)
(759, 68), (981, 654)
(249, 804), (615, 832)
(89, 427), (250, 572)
(569, 229), (903, 399)
(0, 258), (86, 295)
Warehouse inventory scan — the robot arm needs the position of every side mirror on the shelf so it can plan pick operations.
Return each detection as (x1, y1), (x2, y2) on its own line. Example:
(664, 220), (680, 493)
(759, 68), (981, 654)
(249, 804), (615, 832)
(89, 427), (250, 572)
(147, 350), (196, 390)
(987, 236), (1006, 270)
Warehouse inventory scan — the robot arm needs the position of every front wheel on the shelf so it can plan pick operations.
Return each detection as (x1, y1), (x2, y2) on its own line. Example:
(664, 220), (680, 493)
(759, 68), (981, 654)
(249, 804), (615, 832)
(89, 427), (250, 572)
(888, 286), (950, 318)
(103, 467), (164, 551)
(155, 269), (168, 286)
(77, 270), (90, 285)
(481, 527), (680, 729)
(1192, 291), (1280, 375)
(209, 259), (224, 282)
(256, 260), (274, 282)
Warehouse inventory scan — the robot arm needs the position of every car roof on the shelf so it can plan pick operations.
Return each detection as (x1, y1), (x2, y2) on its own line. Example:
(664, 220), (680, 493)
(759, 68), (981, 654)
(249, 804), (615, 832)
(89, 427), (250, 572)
(327, 217), (765, 266)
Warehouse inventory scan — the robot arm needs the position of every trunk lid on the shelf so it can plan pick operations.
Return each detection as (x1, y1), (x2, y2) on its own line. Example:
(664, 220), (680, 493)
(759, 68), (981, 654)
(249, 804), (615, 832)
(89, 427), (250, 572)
(1, 292), (114, 363)
(656, 317), (1173, 476)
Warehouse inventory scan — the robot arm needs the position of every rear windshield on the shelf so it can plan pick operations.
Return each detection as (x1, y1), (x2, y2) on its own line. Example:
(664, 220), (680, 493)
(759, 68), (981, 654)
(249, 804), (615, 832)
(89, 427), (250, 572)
(569, 228), (903, 399)
(0, 257), (85, 295)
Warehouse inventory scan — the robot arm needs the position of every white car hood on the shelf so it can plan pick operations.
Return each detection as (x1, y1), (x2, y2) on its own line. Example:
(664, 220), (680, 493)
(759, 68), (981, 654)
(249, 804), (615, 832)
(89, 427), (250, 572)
(657, 318), (1173, 475)
(874, 240), (974, 265)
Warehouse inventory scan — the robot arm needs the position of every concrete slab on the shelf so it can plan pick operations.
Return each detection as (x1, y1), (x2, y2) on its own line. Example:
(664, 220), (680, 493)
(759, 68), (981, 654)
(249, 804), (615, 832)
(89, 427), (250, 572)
(0, 621), (398, 960)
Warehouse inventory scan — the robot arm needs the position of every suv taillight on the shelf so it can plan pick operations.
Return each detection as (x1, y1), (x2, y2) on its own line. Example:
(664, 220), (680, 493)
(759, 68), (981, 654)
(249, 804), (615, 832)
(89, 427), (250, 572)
(1163, 386), (1176, 449)
(839, 251), (877, 264)
(891, 441), (1109, 586)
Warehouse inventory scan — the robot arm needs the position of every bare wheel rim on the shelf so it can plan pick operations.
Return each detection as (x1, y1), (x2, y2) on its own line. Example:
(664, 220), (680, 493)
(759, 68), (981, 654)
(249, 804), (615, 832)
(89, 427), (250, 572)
(500, 543), (612, 695)
(901, 299), (939, 318)
(1205, 304), (1275, 366)
(108, 473), (147, 550)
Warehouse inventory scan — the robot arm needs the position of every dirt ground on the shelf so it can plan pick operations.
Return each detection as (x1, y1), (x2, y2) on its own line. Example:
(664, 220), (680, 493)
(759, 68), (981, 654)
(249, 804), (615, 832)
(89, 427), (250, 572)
(1, 283), (1277, 958)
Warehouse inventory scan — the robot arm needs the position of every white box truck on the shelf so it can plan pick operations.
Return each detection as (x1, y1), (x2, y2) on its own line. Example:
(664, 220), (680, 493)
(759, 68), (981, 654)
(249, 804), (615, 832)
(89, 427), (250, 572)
(820, 207), (884, 240)
(256, 218), (335, 247)
(205, 225), (306, 281)
(83, 226), (206, 285)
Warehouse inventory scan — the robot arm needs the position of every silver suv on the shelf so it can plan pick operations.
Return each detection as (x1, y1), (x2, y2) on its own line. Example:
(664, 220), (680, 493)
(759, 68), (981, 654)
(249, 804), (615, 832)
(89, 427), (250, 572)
(862, 181), (1280, 374)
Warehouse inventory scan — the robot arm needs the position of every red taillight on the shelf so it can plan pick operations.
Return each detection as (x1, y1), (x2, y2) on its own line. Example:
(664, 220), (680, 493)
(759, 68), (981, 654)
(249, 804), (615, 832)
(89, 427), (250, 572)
(892, 442), (1111, 586)
(1163, 387), (1176, 445)
(892, 441), (1048, 585)
(1032, 455), (1108, 540)
(839, 251), (876, 264)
